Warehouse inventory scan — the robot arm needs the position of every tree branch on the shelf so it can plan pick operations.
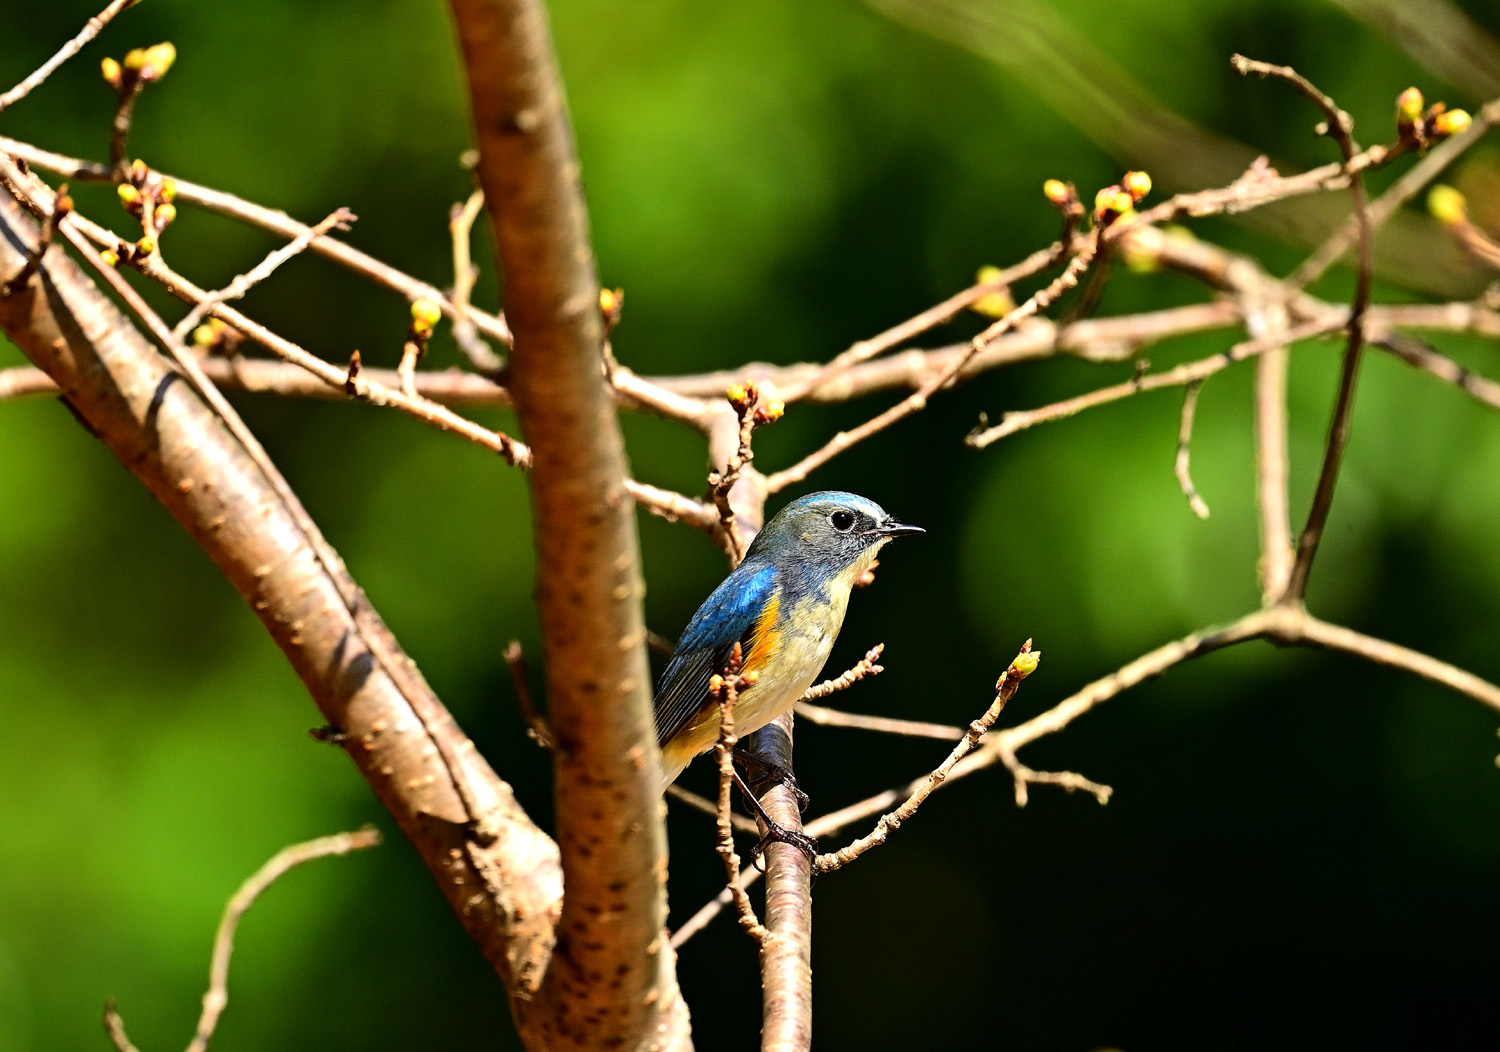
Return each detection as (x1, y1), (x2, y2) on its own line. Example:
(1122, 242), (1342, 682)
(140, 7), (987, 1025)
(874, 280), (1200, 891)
(0, 192), (563, 1000)
(445, 0), (688, 1046)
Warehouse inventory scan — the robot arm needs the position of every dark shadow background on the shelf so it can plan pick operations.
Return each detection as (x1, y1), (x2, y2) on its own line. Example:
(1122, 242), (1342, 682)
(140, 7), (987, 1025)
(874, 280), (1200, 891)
(3, 0), (1500, 1049)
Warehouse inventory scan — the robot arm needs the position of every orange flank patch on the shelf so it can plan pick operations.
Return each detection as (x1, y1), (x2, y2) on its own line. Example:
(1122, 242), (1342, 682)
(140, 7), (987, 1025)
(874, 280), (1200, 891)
(742, 592), (781, 676)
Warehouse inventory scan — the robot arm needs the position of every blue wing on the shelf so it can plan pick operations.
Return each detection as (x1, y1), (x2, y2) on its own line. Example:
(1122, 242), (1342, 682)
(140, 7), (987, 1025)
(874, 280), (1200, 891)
(654, 561), (779, 748)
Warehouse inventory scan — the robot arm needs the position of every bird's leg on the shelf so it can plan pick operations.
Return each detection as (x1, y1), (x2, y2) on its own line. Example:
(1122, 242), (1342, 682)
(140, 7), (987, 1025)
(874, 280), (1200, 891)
(732, 747), (810, 812)
(732, 768), (818, 866)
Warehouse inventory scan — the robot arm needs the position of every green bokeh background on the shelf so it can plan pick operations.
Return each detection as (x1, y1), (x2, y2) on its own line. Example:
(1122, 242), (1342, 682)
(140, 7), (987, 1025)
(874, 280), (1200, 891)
(4, 1), (1500, 1049)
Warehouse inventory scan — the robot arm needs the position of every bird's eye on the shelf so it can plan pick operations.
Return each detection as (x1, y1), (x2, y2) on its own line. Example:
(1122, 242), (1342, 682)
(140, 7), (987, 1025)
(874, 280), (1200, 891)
(829, 510), (855, 532)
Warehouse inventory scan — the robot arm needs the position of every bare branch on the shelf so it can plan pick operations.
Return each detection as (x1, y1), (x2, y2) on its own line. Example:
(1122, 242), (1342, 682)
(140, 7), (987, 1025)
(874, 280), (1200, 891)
(0, 0), (136, 115)
(0, 135), (515, 346)
(968, 317), (1339, 447)
(1174, 380), (1211, 520)
(448, 186), (504, 373)
(815, 642), (1039, 875)
(445, 0), (687, 1043)
(799, 644), (886, 701)
(770, 234), (1101, 491)
(1231, 56), (1375, 603)
(171, 207), (354, 342)
(1290, 96), (1500, 291)
(0, 191), (564, 994)
(710, 646), (767, 942)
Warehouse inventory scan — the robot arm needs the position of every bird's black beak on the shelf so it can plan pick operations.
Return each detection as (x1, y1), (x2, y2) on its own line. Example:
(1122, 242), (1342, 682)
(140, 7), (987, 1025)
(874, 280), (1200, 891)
(875, 519), (924, 538)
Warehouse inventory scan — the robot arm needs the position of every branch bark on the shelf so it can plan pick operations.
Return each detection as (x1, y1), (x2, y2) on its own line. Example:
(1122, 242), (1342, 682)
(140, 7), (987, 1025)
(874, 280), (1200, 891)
(444, 1), (689, 1048)
(0, 193), (563, 999)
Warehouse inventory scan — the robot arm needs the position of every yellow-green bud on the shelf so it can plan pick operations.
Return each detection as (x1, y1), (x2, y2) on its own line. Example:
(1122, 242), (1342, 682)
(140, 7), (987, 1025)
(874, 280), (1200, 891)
(117, 184), (140, 209)
(599, 287), (619, 314)
(1428, 184), (1467, 226)
(123, 48), (146, 71)
(193, 323), (218, 347)
(100, 248), (120, 267)
(155, 202), (177, 227)
(135, 235), (156, 257)
(1043, 179), (1069, 205)
(1011, 650), (1041, 678)
(971, 266), (1014, 318)
(100, 57), (122, 86)
(159, 178), (177, 203)
(1433, 108), (1472, 137)
(410, 298), (443, 330)
(1396, 87), (1424, 127)
(1122, 170), (1152, 201)
(141, 42), (176, 80)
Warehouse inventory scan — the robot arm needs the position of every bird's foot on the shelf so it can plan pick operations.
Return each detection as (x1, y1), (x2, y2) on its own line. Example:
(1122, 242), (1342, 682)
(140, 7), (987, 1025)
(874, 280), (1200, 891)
(732, 748), (810, 812)
(750, 822), (819, 868)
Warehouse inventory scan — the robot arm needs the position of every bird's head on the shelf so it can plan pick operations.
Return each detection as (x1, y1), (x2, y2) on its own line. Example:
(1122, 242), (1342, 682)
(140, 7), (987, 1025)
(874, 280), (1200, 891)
(744, 491), (923, 585)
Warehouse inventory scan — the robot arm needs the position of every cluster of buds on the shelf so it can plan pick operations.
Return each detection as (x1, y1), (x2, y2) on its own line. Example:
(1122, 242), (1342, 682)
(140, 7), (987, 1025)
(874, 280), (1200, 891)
(599, 286), (624, 332)
(115, 158), (177, 257)
(101, 42), (176, 93)
(1395, 87), (1473, 149)
(1093, 170), (1152, 227)
(725, 379), (784, 426)
(970, 264), (1016, 318)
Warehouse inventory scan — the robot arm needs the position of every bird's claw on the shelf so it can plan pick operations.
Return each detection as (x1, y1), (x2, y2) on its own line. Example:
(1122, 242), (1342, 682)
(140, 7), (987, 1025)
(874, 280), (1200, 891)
(732, 749), (811, 812)
(750, 823), (819, 870)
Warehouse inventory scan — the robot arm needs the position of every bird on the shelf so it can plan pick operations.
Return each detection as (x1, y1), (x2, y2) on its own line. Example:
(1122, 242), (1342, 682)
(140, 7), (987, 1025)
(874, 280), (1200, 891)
(654, 490), (923, 791)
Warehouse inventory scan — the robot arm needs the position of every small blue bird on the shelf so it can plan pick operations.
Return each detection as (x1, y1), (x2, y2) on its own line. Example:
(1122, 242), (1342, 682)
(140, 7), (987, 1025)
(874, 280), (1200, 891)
(655, 491), (923, 789)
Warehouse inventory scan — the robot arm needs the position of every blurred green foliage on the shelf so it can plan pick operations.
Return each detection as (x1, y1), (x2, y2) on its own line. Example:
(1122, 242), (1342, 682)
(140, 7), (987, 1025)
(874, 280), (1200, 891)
(3, 0), (1500, 1049)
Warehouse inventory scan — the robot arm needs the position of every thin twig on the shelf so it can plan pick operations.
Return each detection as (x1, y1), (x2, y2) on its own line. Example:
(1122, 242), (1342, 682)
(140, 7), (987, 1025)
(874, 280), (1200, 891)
(1174, 380), (1210, 519)
(447, 187), (502, 373)
(1289, 96), (1500, 291)
(503, 640), (554, 751)
(785, 242), (1063, 401)
(814, 641), (1039, 875)
(103, 827), (381, 1052)
(666, 785), (761, 835)
(794, 702), (961, 740)
(710, 644), (767, 941)
(0, 0), (136, 115)
(968, 317), (1339, 447)
(1375, 332), (1500, 412)
(0, 135), (515, 346)
(800, 644), (885, 701)
(1231, 56), (1374, 603)
(171, 208), (354, 342)
(769, 234), (1101, 491)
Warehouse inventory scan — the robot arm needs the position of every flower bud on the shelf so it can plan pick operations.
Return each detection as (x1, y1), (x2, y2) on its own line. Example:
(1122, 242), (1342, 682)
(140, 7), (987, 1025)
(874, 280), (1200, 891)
(599, 287), (619, 314)
(1011, 650), (1041, 678)
(135, 235), (156, 257)
(123, 48), (146, 71)
(140, 42), (176, 81)
(410, 297), (443, 331)
(1428, 184), (1467, 226)
(753, 400), (785, 426)
(159, 178), (177, 203)
(100, 57), (122, 87)
(1122, 170), (1152, 201)
(155, 202), (177, 228)
(725, 383), (748, 406)
(1433, 108), (1472, 138)
(1043, 178), (1070, 205)
(100, 248), (120, 268)
(117, 183), (141, 212)
(971, 265), (1014, 318)
(1396, 87), (1424, 130)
